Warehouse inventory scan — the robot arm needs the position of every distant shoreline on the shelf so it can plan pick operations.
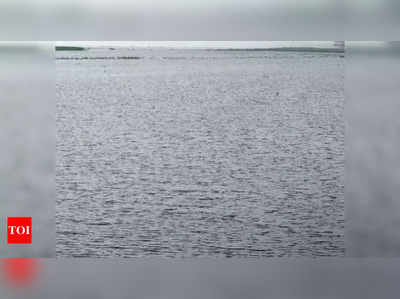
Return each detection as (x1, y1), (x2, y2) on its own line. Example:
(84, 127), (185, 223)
(56, 46), (86, 51)
(210, 47), (344, 53)
(55, 46), (344, 53)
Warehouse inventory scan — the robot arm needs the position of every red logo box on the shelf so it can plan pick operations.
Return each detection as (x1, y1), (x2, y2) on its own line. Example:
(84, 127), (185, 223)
(7, 217), (32, 244)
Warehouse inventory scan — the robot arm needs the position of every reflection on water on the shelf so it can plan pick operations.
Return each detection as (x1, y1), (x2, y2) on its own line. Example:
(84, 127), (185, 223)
(56, 48), (344, 257)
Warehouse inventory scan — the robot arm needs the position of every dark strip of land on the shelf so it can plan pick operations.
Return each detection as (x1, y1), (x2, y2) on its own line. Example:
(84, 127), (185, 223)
(56, 56), (142, 60)
(56, 46), (86, 51)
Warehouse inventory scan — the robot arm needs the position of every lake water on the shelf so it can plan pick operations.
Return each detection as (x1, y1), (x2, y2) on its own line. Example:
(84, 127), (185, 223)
(56, 48), (344, 257)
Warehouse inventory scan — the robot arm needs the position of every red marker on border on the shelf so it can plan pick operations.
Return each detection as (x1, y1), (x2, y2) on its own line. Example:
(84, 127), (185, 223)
(2, 258), (39, 288)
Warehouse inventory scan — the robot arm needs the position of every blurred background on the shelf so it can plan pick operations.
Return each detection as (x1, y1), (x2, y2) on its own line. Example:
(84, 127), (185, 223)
(1, 258), (400, 299)
(0, 0), (399, 40)
(0, 43), (55, 257)
(1, 0), (400, 293)
(345, 42), (400, 256)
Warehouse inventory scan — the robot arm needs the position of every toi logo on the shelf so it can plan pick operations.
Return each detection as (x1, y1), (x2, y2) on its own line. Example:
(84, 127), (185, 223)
(7, 217), (32, 244)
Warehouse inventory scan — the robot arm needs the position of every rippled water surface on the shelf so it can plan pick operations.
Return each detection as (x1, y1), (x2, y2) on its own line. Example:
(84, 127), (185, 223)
(56, 48), (344, 257)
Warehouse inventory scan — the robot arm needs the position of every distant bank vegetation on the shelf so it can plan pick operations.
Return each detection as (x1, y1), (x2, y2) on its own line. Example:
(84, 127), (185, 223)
(56, 46), (86, 51)
(56, 56), (141, 60)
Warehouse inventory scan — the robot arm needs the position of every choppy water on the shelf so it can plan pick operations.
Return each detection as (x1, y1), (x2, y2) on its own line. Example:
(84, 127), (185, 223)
(56, 48), (344, 257)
